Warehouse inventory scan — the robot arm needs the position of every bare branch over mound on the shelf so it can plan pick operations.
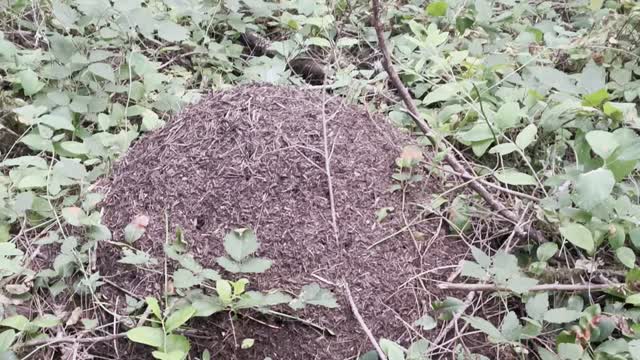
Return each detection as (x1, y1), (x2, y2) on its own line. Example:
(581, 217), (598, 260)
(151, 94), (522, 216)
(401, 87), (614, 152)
(370, 0), (544, 244)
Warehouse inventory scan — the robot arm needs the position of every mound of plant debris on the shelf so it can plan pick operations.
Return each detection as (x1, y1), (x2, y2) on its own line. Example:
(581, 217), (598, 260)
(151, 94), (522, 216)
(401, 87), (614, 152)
(97, 84), (466, 359)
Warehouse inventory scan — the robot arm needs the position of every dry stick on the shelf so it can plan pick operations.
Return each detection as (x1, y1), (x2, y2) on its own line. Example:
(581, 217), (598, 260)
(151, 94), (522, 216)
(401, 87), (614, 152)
(437, 282), (623, 292)
(321, 93), (340, 245)
(344, 281), (387, 360)
(18, 333), (127, 348)
(370, 0), (543, 243)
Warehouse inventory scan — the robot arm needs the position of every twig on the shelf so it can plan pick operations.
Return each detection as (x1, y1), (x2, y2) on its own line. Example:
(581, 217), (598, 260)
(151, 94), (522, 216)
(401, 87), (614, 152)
(266, 310), (336, 335)
(432, 164), (540, 202)
(344, 281), (387, 360)
(17, 333), (127, 348)
(436, 282), (623, 292)
(321, 93), (340, 245)
(370, 0), (544, 244)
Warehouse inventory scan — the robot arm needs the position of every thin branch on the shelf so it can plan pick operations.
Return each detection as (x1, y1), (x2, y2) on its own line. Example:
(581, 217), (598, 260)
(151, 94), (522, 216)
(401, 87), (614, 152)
(437, 282), (624, 292)
(17, 333), (127, 348)
(344, 281), (387, 360)
(321, 93), (340, 244)
(370, 0), (544, 244)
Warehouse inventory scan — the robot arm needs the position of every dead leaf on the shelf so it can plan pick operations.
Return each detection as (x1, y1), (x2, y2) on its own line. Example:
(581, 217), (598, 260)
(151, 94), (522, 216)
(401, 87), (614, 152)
(132, 214), (150, 229)
(66, 306), (83, 326)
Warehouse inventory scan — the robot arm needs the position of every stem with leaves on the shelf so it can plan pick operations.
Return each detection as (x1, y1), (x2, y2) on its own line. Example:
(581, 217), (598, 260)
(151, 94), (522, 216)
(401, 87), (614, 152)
(370, 0), (544, 244)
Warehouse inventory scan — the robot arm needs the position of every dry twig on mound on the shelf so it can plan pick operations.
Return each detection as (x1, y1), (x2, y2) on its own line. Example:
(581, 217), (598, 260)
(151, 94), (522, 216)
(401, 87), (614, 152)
(370, 0), (544, 244)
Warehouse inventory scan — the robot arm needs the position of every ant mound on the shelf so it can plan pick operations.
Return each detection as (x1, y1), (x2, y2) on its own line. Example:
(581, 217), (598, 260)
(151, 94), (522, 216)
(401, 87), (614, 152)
(98, 84), (464, 359)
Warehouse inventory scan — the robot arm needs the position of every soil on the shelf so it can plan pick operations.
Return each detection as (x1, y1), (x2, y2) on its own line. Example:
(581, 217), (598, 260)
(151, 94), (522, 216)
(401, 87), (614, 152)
(96, 84), (468, 359)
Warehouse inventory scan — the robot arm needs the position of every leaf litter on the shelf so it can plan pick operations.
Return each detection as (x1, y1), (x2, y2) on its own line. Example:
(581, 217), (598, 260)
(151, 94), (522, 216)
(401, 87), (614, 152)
(96, 84), (467, 358)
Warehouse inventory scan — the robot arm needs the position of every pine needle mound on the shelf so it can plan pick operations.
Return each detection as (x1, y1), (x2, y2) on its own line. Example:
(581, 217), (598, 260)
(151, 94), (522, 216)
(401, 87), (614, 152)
(98, 84), (462, 358)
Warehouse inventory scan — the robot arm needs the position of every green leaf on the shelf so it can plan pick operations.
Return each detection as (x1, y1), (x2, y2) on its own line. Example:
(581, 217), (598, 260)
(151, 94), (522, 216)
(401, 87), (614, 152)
(0, 225), (9, 243)
(165, 333), (190, 354)
(336, 37), (359, 48)
(241, 338), (254, 350)
(124, 215), (149, 243)
(18, 69), (44, 96)
(559, 223), (594, 253)
(470, 246), (491, 268)
(515, 124), (537, 149)
(51, 0), (79, 28)
(17, 174), (47, 189)
(0, 330), (15, 351)
(461, 260), (488, 280)
(603, 102), (623, 122)
(465, 316), (503, 341)
(500, 311), (523, 342)
(145, 297), (162, 320)
(223, 228), (259, 262)
(61, 207), (85, 226)
(494, 169), (537, 186)
(529, 66), (577, 94)
(525, 293), (548, 321)
(460, 123), (494, 142)
(305, 37), (331, 48)
(582, 89), (609, 108)
(590, 0), (604, 11)
(151, 350), (186, 360)
(127, 327), (164, 347)
(557, 343), (583, 360)
(423, 83), (458, 106)
(537, 243), (558, 262)
(119, 249), (157, 266)
(506, 275), (538, 294)
(489, 143), (517, 156)
(629, 340), (640, 360)
(379, 339), (405, 360)
(407, 339), (430, 360)
(630, 228), (640, 250)
(39, 114), (74, 131)
(618, 246), (638, 268)
(31, 314), (60, 328)
(190, 295), (223, 317)
(88, 63), (115, 82)
(232, 278), (248, 296)
(216, 280), (233, 304)
(413, 314), (437, 330)
(157, 21), (189, 42)
(0, 316), (29, 331)
(626, 293), (640, 306)
(165, 306), (196, 333)
(235, 291), (292, 310)
(574, 169), (615, 211)
(173, 269), (201, 289)
(289, 283), (338, 310)
(585, 130), (619, 159)
(426, 1), (448, 16)
(60, 141), (88, 155)
(216, 256), (272, 273)
(543, 308), (581, 324)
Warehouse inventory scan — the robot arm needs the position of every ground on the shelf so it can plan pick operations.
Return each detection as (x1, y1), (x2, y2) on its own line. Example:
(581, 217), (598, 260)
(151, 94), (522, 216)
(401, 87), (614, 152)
(96, 85), (468, 359)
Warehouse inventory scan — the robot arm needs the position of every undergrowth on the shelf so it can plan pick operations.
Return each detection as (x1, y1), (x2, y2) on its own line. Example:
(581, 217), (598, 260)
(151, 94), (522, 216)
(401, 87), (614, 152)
(1, 0), (640, 359)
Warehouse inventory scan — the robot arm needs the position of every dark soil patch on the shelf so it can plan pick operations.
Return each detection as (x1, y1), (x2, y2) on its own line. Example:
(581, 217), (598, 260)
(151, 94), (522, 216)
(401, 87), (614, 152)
(97, 84), (467, 359)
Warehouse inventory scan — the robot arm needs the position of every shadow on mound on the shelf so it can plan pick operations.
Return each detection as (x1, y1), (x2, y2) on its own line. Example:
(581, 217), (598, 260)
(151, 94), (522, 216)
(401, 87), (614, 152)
(97, 84), (466, 359)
